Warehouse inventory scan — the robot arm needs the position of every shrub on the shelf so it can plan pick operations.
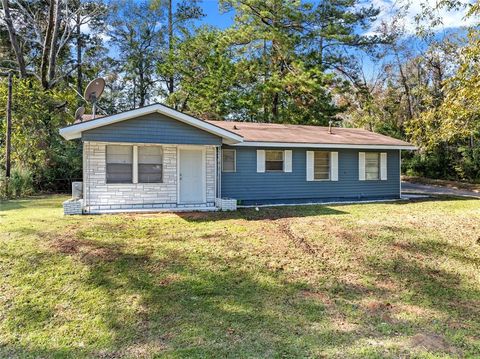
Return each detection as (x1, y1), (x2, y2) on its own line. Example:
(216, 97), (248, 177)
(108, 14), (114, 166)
(403, 146), (480, 182)
(0, 167), (35, 198)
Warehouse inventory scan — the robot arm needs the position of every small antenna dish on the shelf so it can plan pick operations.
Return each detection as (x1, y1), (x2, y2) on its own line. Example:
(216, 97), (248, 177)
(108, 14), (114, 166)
(84, 77), (105, 119)
(75, 106), (85, 121)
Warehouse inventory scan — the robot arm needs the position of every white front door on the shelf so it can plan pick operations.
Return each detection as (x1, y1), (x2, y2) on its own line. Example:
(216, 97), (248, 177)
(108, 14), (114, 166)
(179, 148), (204, 203)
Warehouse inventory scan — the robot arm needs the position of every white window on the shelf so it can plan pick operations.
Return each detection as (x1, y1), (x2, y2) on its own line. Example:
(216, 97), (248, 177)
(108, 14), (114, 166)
(314, 151), (330, 180)
(307, 151), (338, 181)
(222, 149), (236, 172)
(265, 150), (284, 171)
(138, 146), (163, 183)
(365, 152), (380, 180)
(106, 145), (133, 184)
(359, 152), (387, 181)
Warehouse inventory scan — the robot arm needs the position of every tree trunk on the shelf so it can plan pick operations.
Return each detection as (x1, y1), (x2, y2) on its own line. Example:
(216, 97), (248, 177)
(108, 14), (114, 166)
(76, 12), (83, 103)
(271, 37), (280, 123)
(262, 38), (268, 122)
(47, 0), (62, 87)
(132, 77), (136, 109)
(5, 72), (12, 178)
(396, 55), (413, 120)
(272, 93), (279, 122)
(41, 0), (55, 88)
(318, 35), (323, 70)
(431, 57), (444, 107)
(167, 0), (174, 95)
(139, 70), (145, 107)
(1, 0), (27, 77)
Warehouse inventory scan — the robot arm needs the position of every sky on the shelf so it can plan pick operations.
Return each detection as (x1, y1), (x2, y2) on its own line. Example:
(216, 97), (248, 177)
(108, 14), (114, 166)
(197, 1), (234, 29)
(192, 0), (474, 80)
(95, 0), (474, 80)
(195, 0), (475, 34)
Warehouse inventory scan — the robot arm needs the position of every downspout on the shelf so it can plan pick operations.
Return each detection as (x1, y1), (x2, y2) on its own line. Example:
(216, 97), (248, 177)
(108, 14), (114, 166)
(217, 145), (222, 200)
(82, 141), (86, 213)
(399, 149), (402, 199)
(85, 141), (91, 213)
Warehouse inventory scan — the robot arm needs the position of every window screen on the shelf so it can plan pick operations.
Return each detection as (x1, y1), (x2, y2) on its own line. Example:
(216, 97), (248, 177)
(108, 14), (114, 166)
(222, 149), (236, 172)
(365, 152), (380, 180)
(106, 145), (133, 183)
(314, 151), (330, 180)
(138, 146), (163, 183)
(265, 150), (284, 171)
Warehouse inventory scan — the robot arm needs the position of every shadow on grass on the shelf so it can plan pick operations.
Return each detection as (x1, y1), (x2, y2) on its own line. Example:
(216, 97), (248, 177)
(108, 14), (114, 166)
(177, 196), (475, 223)
(365, 254), (480, 320)
(0, 200), (26, 211)
(0, 195), (65, 212)
(177, 204), (347, 222)
(2, 202), (480, 358)
(397, 195), (475, 203)
(2, 237), (352, 357)
(391, 237), (480, 267)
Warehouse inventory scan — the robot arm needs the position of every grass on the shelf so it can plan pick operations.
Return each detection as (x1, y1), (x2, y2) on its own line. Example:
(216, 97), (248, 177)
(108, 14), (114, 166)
(0, 195), (479, 358)
(402, 176), (480, 193)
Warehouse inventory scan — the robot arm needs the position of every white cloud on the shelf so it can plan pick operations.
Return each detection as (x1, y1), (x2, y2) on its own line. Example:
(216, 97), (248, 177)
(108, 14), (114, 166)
(80, 22), (111, 42)
(366, 0), (476, 36)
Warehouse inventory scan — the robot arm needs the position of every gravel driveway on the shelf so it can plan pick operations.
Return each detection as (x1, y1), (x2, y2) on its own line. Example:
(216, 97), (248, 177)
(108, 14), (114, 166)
(402, 181), (480, 198)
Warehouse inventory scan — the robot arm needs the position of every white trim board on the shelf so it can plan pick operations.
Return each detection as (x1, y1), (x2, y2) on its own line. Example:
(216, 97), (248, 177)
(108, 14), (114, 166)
(59, 103), (243, 143)
(61, 103), (416, 150)
(232, 141), (416, 150)
(86, 206), (217, 214)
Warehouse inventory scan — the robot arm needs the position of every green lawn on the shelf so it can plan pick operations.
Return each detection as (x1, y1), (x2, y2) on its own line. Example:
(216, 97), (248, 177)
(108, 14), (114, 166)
(0, 196), (479, 358)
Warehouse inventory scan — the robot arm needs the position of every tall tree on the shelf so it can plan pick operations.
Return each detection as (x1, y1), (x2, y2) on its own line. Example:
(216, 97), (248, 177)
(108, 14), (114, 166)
(303, 0), (382, 72)
(1, 0), (27, 77)
(70, 0), (107, 99)
(154, 0), (204, 102)
(167, 27), (237, 118)
(108, 0), (163, 107)
(0, 0), (104, 89)
(217, 0), (339, 124)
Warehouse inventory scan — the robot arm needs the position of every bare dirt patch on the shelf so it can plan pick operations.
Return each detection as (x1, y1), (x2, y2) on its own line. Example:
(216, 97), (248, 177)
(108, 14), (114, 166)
(300, 289), (333, 306)
(274, 219), (318, 255)
(95, 339), (167, 359)
(410, 333), (459, 355)
(362, 299), (396, 323)
(50, 237), (123, 263)
(157, 273), (181, 287)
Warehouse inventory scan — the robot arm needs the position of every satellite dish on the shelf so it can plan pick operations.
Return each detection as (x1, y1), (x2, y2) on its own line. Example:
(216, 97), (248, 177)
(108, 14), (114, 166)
(84, 77), (105, 119)
(84, 78), (105, 102)
(75, 106), (85, 121)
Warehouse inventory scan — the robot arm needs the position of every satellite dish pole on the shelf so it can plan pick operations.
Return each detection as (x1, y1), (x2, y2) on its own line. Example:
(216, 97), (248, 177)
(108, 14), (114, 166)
(84, 78), (105, 120)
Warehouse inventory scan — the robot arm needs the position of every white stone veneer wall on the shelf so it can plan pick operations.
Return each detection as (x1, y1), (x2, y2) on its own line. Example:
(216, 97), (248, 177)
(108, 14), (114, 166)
(83, 141), (216, 212)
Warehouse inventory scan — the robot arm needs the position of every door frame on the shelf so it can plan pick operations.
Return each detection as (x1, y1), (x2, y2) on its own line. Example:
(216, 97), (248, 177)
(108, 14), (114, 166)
(177, 145), (207, 204)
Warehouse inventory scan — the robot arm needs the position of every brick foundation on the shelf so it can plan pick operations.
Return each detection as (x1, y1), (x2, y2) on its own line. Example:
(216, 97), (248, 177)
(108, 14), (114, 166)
(63, 199), (83, 215)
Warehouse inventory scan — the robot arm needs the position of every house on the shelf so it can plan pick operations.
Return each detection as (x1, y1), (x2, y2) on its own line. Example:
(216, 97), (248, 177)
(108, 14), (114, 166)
(59, 103), (415, 214)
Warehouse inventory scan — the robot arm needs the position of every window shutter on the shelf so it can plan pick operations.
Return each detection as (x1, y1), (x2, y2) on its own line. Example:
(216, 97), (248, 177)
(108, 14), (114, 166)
(257, 150), (265, 173)
(359, 152), (366, 181)
(284, 150), (292, 172)
(380, 152), (387, 180)
(306, 151), (314, 181)
(330, 151), (338, 181)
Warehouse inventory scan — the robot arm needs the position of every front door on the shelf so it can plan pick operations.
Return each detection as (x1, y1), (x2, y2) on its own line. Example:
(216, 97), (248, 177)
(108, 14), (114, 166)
(179, 148), (204, 203)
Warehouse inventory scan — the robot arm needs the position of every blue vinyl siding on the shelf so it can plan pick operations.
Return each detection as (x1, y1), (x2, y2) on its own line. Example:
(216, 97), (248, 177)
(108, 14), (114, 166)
(221, 147), (400, 204)
(82, 113), (222, 145)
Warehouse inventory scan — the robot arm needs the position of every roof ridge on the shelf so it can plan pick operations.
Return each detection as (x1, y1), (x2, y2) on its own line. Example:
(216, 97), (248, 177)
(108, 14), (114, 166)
(205, 120), (373, 131)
